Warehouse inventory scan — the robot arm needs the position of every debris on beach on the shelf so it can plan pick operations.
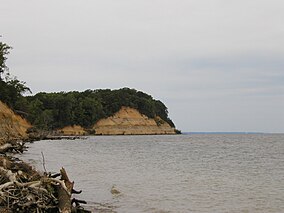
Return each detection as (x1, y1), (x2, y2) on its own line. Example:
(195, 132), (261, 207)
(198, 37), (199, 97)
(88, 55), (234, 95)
(0, 140), (90, 213)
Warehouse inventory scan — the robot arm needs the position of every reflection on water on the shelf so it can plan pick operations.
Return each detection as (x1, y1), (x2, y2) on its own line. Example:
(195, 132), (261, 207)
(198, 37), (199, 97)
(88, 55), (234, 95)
(20, 134), (284, 213)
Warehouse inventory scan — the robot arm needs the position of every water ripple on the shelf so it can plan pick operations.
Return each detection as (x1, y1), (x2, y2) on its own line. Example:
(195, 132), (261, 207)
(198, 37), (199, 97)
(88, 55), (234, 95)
(19, 134), (284, 213)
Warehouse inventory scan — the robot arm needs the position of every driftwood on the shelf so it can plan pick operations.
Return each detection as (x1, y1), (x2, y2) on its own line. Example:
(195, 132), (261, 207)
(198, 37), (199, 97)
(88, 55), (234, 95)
(0, 141), (27, 154)
(0, 140), (91, 213)
(57, 168), (74, 213)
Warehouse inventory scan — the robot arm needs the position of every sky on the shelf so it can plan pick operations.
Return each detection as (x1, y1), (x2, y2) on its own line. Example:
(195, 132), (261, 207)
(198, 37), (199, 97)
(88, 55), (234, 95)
(1, 0), (284, 133)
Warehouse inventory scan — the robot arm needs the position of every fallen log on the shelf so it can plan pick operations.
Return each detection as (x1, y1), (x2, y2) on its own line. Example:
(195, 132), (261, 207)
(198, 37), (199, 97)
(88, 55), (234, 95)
(0, 144), (12, 153)
(0, 141), (27, 153)
(0, 140), (90, 213)
(56, 168), (73, 213)
(0, 165), (89, 212)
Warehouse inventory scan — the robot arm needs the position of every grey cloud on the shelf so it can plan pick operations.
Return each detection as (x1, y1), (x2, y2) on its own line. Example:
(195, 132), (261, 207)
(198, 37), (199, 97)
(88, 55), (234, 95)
(1, 0), (284, 132)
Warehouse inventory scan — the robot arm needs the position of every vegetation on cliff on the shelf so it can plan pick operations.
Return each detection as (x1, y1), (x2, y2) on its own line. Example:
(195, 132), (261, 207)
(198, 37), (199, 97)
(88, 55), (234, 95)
(0, 41), (175, 132)
(93, 106), (176, 135)
(24, 88), (175, 130)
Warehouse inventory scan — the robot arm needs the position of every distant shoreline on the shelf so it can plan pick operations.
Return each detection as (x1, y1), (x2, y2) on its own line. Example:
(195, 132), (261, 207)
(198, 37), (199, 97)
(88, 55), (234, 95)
(182, 132), (282, 135)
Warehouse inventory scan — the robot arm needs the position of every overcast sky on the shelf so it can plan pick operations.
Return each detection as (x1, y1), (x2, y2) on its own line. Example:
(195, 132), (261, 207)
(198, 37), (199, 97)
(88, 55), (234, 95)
(1, 0), (283, 132)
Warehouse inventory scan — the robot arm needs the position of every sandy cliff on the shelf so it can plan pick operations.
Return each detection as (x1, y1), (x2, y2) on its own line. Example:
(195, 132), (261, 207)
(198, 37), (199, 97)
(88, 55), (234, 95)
(0, 101), (31, 145)
(57, 125), (87, 136)
(93, 106), (176, 135)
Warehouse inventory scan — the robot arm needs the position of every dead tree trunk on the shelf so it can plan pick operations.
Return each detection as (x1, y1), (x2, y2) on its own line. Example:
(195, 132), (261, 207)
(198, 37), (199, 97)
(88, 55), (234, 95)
(57, 167), (74, 213)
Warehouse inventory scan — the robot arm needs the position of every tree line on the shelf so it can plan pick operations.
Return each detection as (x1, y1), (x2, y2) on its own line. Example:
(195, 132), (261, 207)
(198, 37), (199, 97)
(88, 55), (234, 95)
(0, 41), (175, 130)
(23, 88), (175, 130)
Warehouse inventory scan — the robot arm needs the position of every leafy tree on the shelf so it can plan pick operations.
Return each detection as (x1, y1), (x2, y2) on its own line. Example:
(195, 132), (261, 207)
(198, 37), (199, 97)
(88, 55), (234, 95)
(0, 41), (11, 80)
(0, 41), (31, 109)
(34, 109), (54, 130)
(28, 99), (44, 124)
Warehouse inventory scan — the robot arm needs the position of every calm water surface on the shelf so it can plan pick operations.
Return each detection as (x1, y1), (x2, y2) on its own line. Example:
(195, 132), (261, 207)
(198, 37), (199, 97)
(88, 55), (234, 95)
(20, 134), (284, 213)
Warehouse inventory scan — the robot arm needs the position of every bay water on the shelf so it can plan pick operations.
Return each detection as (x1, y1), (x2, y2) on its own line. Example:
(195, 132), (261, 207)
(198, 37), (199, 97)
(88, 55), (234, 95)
(19, 134), (284, 213)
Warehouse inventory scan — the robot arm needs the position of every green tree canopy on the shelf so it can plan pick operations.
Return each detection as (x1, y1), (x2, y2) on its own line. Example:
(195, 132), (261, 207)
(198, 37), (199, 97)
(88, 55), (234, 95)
(23, 88), (175, 130)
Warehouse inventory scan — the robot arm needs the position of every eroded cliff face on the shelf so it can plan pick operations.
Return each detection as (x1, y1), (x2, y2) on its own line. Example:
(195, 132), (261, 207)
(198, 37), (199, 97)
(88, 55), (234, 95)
(57, 125), (87, 136)
(0, 101), (31, 145)
(93, 106), (176, 135)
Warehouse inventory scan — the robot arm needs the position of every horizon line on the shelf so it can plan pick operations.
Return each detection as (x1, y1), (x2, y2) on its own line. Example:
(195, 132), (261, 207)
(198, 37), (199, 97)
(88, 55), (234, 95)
(181, 131), (283, 134)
